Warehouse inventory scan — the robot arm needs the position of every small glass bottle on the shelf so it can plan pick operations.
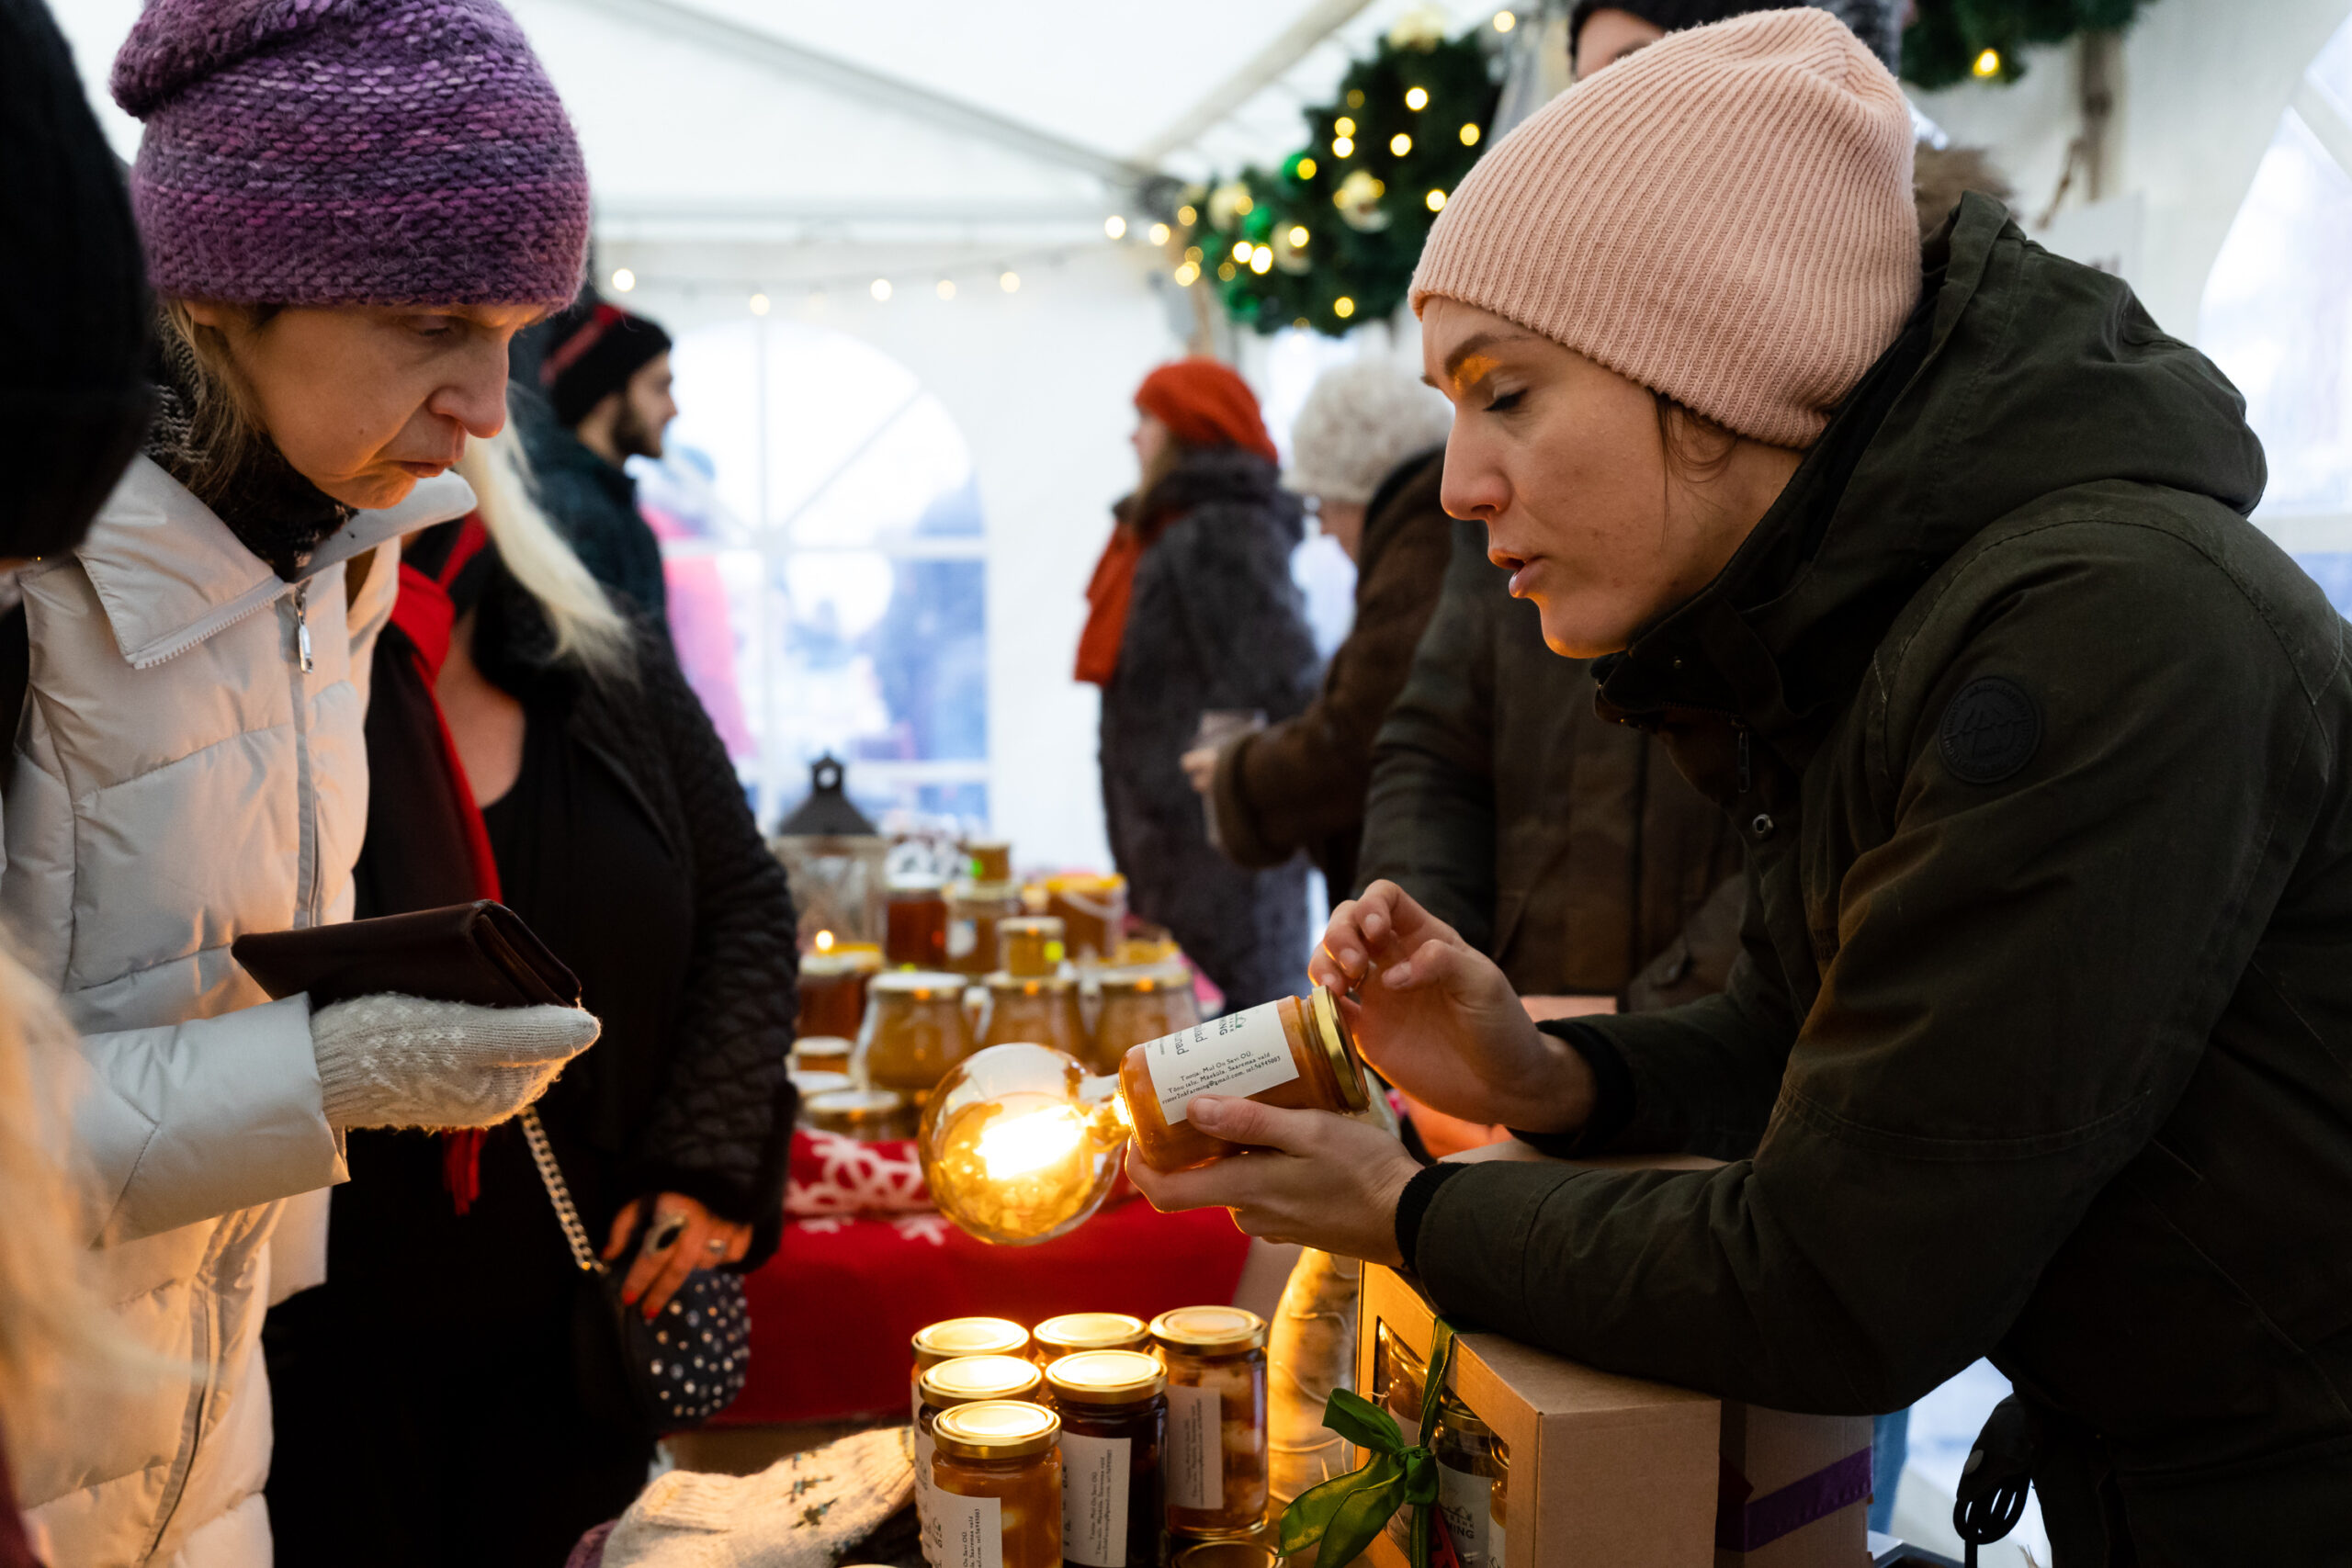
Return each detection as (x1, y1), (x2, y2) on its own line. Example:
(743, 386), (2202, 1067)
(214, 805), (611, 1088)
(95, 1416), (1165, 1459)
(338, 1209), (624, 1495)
(1434, 1397), (1509, 1568)
(1092, 965), (1201, 1074)
(1150, 1306), (1268, 1538)
(797, 947), (880, 1038)
(980, 973), (1090, 1055)
(997, 916), (1067, 979)
(916, 1356), (1046, 1568)
(887, 877), (952, 969)
(1119, 988), (1371, 1171)
(1030, 1312), (1150, 1371)
(860, 970), (976, 1109)
(932, 1400), (1064, 1568)
(910, 1317), (1031, 1421)
(1045, 1349), (1168, 1568)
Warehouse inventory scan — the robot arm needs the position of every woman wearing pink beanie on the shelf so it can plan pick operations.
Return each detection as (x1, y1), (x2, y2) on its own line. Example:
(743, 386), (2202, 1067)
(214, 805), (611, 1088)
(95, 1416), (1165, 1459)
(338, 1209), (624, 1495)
(1133, 10), (2352, 1559)
(7, 3), (603, 1563)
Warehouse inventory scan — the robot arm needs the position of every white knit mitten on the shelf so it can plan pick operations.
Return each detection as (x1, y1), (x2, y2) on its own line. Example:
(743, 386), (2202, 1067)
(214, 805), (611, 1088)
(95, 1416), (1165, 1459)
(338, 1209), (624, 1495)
(596, 1427), (915, 1568)
(311, 995), (599, 1130)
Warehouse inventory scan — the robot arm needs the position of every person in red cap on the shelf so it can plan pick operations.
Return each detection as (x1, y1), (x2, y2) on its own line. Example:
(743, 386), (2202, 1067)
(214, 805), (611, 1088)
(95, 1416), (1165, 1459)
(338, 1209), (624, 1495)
(1079, 359), (1321, 1007)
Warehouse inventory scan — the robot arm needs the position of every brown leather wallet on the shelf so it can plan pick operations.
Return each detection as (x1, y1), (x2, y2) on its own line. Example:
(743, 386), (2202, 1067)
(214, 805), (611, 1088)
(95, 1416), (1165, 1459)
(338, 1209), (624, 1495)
(232, 900), (581, 1011)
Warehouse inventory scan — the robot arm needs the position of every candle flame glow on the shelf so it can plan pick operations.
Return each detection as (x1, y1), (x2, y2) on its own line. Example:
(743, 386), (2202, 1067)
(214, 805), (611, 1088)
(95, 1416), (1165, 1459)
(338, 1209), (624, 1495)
(977, 1106), (1086, 1180)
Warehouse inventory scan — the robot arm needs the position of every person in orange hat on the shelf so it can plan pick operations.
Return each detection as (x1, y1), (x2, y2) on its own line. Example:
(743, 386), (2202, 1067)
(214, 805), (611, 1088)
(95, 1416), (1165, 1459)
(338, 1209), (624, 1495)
(1079, 359), (1320, 1008)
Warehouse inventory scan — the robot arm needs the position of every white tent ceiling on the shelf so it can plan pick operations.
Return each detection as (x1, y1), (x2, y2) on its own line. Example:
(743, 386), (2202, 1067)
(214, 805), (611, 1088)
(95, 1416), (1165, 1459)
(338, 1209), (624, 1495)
(50, 0), (1519, 246)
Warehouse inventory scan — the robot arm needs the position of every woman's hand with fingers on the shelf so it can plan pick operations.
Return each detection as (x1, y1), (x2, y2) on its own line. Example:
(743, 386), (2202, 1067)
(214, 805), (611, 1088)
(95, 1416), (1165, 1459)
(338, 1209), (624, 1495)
(1313, 880), (1596, 1134)
(604, 1193), (752, 1320)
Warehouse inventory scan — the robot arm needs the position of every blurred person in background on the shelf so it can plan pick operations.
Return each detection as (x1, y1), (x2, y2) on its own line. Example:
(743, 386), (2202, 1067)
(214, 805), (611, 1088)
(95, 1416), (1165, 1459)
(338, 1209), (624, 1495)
(1080, 360), (1320, 1009)
(1182, 360), (1453, 907)
(265, 425), (799, 1568)
(5, 1), (605, 1561)
(522, 298), (677, 623)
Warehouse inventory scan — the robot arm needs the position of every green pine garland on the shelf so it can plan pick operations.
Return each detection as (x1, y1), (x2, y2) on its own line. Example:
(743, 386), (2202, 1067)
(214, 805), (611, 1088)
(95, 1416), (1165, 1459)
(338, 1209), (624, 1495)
(1186, 26), (1500, 339)
(1901, 0), (2150, 87)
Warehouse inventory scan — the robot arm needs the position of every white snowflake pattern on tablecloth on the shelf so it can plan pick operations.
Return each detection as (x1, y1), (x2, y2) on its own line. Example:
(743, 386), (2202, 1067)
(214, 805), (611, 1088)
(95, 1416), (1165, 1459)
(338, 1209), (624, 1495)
(785, 1128), (933, 1215)
(889, 1214), (951, 1247)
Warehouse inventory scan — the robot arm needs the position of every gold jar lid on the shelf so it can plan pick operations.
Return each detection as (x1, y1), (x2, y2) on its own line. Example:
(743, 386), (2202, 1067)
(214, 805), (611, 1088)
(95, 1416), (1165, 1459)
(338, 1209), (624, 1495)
(920, 1354), (1043, 1409)
(1150, 1305), (1267, 1353)
(912, 1316), (1030, 1372)
(1046, 1349), (1166, 1404)
(983, 971), (1076, 996)
(1310, 984), (1373, 1113)
(803, 1088), (907, 1135)
(1100, 964), (1192, 995)
(999, 916), (1064, 941)
(801, 949), (881, 976)
(932, 1399), (1059, 1461)
(1033, 1311), (1148, 1357)
(1437, 1392), (1494, 1440)
(1173, 1517), (1276, 1550)
(868, 970), (965, 998)
(790, 1037), (854, 1068)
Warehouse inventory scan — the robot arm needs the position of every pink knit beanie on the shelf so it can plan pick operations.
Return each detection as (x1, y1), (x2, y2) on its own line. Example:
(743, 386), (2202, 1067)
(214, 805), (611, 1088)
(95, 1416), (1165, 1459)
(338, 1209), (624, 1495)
(1411, 8), (1917, 448)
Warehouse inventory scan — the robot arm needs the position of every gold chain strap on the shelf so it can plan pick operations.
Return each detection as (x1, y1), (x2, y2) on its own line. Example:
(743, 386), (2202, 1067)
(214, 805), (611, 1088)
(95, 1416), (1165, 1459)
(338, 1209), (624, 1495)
(519, 1106), (605, 1275)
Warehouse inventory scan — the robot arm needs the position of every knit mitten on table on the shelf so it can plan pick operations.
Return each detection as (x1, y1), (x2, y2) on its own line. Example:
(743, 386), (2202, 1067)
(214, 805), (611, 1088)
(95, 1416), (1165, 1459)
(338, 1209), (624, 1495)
(592, 1428), (915, 1568)
(311, 994), (598, 1130)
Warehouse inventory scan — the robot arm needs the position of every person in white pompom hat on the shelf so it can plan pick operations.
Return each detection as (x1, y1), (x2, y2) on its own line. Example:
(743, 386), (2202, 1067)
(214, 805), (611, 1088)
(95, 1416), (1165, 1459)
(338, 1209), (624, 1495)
(1182, 359), (1453, 900)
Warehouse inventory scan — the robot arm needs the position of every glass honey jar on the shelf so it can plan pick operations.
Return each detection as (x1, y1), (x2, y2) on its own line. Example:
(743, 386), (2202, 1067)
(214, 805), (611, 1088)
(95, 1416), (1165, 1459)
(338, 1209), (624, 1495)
(791, 1035), (854, 1077)
(797, 946), (881, 1039)
(931, 1400), (1064, 1568)
(997, 916), (1067, 979)
(980, 973), (1090, 1056)
(788, 1069), (854, 1107)
(1434, 1396), (1509, 1568)
(949, 879), (1025, 977)
(1045, 1349), (1168, 1568)
(1119, 987), (1370, 1172)
(1030, 1312), (1150, 1371)
(860, 970), (976, 1109)
(1046, 874), (1126, 964)
(887, 877), (952, 969)
(801, 1087), (912, 1141)
(1149, 1306), (1267, 1538)
(916, 1355), (1046, 1568)
(1092, 965), (1201, 1075)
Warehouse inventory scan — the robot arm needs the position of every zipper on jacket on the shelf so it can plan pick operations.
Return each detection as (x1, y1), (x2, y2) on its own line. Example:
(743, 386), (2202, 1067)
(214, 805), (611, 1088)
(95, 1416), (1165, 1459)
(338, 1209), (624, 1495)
(285, 586), (322, 927)
(293, 581), (314, 673)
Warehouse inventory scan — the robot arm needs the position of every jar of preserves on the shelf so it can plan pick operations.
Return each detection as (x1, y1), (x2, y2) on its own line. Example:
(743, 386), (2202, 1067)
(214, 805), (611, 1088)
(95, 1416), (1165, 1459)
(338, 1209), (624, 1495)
(792, 1035), (854, 1077)
(1045, 1349), (1167, 1568)
(797, 946), (881, 1039)
(1149, 1306), (1267, 1537)
(979, 974), (1089, 1056)
(949, 880), (1024, 977)
(911, 1317), (1032, 1418)
(1434, 1397), (1509, 1568)
(1031, 1312), (1149, 1371)
(861, 970), (976, 1109)
(932, 1400), (1064, 1568)
(1170, 1542), (1276, 1568)
(802, 1087), (912, 1141)
(887, 877), (952, 969)
(1376, 1322), (1430, 1557)
(1046, 874), (1126, 964)
(1119, 987), (1370, 1172)
(788, 1069), (854, 1106)
(916, 1355), (1045, 1568)
(1092, 965), (1200, 1077)
(966, 839), (1014, 884)
(997, 917), (1066, 979)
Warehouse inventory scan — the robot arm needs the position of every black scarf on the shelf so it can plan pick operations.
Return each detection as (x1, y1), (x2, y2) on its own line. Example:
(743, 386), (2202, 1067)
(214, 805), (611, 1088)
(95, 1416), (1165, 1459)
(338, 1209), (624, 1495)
(143, 330), (355, 580)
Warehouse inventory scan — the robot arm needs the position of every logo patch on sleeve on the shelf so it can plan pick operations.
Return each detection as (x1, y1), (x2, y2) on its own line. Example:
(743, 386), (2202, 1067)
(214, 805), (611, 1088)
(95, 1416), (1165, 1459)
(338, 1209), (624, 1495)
(1939, 676), (2041, 784)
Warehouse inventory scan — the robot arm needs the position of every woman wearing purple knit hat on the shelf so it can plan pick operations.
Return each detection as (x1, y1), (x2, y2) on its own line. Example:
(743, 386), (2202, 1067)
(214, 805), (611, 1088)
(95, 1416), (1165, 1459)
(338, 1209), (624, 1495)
(7, 3), (602, 1563)
(1136, 11), (2352, 1560)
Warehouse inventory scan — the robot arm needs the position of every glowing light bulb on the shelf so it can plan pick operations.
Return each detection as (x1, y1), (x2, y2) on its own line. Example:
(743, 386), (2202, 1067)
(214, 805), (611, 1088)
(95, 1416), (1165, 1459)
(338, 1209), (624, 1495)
(1250, 245), (1272, 275)
(1235, 194), (1254, 215)
(1426, 187), (1447, 211)
(921, 1044), (1129, 1245)
(1232, 239), (1253, 262)
(1405, 86), (1429, 111)
(1288, 224), (1309, 247)
(1178, 203), (1198, 225)
(1391, 132), (1413, 156)
(1174, 262), (1200, 286)
(748, 292), (770, 316)
(1000, 270), (1021, 293)
(1460, 122), (1481, 147)
(1347, 88), (1365, 108)
(610, 267), (636, 293)
(1149, 221), (1170, 245)
(1493, 10), (1516, 31)
(1184, 244), (1204, 264)
(1336, 117), (1356, 138)
(1972, 47), (2002, 78)
(1335, 296), (1356, 319)
(1295, 156), (1318, 180)
(1334, 135), (1355, 158)
(1216, 261), (1238, 281)
(814, 930), (836, 953)
(871, 278), (893, 301)
(977, 1105), (1086, 1180)
(1104, 214), (1128, 239)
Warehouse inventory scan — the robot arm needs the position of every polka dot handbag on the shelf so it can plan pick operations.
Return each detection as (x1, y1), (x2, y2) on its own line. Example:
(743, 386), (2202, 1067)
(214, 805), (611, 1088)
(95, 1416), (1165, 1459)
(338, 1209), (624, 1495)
(522, 1107), (751, 1432)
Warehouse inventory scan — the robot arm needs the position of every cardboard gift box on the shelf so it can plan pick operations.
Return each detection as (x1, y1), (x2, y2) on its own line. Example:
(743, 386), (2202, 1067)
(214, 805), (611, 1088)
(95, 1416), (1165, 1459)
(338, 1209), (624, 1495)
(1353, 1258), (1873, 1568)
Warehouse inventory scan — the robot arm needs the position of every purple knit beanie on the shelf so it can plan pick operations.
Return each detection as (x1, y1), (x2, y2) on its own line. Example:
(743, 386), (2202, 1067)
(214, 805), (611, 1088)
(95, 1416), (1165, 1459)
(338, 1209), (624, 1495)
(111, 0), (590, 307)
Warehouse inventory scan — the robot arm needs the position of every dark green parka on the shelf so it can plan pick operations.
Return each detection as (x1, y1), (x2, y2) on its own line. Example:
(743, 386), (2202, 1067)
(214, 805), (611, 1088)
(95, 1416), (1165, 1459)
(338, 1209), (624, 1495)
(1406, 197), (2352, 1560)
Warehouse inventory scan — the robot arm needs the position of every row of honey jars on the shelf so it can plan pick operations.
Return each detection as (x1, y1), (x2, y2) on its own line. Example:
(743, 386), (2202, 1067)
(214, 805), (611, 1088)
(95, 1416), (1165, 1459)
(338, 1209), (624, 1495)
(866, 959), (1205, 1106)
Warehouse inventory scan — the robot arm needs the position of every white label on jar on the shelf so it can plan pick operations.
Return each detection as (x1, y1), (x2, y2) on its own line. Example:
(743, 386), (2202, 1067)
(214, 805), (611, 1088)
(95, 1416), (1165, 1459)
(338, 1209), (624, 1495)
(1142, 1001), (1300, 1128)
(915, 1427), (938, 1566)
(1059, 1431), (1132, 1566)
(1166, 1382), (1225, 1509)
(947, 919), (978, 958)
(1490, 1520), (1507, 1567)
(1438, 1461), (1495, 1567)
(936, 1490), (1002, 1568)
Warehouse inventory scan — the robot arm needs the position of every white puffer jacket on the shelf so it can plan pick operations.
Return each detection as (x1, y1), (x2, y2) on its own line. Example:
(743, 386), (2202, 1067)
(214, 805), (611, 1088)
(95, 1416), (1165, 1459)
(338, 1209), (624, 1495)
(7, 457), (473, 1568)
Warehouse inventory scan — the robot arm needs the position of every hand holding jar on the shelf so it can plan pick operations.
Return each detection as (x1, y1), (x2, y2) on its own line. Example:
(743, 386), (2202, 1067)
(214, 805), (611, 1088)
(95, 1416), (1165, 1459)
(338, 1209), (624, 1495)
(1307, 879), (1598, 1135)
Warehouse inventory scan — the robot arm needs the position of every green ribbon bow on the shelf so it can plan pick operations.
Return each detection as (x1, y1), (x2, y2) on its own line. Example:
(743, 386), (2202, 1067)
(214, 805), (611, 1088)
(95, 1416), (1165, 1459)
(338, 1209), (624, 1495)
(1277, 1317), (1458, 1566)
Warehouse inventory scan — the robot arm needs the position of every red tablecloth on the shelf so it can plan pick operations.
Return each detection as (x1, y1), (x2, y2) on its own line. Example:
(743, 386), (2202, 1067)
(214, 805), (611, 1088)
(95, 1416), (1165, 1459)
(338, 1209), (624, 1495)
(726, 1197), (1252, 1424)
